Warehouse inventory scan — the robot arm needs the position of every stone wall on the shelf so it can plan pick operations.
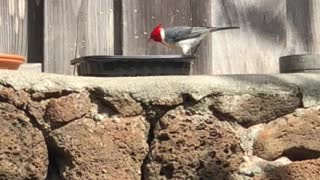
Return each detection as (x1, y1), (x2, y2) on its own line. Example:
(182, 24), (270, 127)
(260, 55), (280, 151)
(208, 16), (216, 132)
(0, 71), (320, 180)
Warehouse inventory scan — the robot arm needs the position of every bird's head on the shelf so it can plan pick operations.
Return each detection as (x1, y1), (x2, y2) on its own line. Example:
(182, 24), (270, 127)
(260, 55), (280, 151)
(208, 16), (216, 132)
(149, 24), (164, 43)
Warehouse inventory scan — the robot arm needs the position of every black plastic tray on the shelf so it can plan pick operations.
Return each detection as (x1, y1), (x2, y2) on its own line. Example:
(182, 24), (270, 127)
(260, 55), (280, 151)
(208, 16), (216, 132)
(279, 54), (320, 73)
(71, 55), (194, 76)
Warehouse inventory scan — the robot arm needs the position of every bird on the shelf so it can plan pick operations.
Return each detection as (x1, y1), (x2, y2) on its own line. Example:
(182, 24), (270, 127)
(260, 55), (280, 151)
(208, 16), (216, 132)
(148, 24), (240, 55)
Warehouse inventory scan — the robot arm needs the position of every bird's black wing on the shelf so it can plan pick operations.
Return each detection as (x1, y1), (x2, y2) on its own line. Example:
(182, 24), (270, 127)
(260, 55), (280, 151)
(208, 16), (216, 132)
(164, 26), (210, 43)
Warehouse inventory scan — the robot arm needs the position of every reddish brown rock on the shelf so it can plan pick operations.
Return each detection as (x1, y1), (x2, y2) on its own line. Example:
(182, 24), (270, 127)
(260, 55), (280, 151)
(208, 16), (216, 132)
(0, 103), (48, 179)
(145, 106), (243, 179)
(210, 93), (301, 126)
(254, 106), (320, 161)
(45, 92), (91, 127)
(256, 159), (320, 180)
(104, 93), (144, 116)
(48, 116), (149, 179)
(276, 159), (320, 180)
(28, 102), (48, 130)
(0, 87), (30, 109)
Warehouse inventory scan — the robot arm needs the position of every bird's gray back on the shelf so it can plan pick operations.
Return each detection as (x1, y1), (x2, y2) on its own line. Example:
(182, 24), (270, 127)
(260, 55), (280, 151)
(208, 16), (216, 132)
(164, 26), (211, 43)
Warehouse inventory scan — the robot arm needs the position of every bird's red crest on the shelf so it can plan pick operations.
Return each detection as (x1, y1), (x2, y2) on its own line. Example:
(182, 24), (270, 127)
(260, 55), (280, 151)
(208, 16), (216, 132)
(149, 24), (163, 42)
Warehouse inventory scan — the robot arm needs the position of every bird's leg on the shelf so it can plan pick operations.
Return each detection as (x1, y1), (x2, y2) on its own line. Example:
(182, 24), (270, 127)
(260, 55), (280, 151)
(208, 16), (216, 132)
(192, 43), (202, 55)
(161, 41), (170, 48)
(186, 49), (192, 56)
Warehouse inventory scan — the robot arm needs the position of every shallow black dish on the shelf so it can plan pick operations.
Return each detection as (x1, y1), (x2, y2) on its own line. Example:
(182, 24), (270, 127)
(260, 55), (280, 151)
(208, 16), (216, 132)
(279, 54), (320, 73)
(71, 55), (194, 76)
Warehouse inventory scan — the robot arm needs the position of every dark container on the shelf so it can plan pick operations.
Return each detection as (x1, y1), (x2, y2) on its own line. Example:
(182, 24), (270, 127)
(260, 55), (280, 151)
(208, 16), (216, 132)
(279, 54), (320, 73)
(71, 55), (194, 76)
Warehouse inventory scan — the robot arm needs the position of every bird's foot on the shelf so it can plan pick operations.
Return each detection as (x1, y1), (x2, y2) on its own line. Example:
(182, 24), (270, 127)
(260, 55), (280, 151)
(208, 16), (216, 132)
(192, 43), (201, 55)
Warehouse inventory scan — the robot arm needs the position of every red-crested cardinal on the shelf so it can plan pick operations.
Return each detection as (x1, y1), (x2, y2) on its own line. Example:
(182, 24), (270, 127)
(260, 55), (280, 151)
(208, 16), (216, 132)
(148, 24), (239, 55)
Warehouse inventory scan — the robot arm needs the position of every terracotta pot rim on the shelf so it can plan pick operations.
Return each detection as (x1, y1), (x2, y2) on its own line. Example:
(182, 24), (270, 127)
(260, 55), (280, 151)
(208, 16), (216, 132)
(0, 58), (25, 64)
(0, 53), (25, 61)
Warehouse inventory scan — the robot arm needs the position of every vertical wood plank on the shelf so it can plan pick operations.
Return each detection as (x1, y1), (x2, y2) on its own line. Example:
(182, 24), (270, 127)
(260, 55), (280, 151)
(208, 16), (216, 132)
(121, 0), (192, 55)
(311, 1), (320, 53)
(210, 0), (286, 74)
(44, 0), (81, 74)
(191, 0), (212, 75)
(28, 0), (44, 63)
(113, 0), (123, 55)
(286, 0), (320, 54)
(77, 0), (114, 57)
(44, 0), (114, 74)
(0, 0), (28, 57)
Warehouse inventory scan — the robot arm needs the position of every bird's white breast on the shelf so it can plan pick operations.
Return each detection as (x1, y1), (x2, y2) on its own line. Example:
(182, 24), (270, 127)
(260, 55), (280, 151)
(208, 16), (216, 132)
(175, 38), (202, 55)
(160, 28), (165, 41)
(164, 33), (208, 55)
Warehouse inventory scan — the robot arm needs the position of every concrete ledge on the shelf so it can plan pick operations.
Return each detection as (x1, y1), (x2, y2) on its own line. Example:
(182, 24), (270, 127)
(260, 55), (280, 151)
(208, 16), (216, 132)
(0, 70), (319, 107)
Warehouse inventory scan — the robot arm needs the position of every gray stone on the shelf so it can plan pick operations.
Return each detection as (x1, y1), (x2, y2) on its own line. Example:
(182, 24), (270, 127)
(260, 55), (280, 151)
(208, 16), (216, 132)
(236, 124), (266, 156)
(239, 156), (291, 178)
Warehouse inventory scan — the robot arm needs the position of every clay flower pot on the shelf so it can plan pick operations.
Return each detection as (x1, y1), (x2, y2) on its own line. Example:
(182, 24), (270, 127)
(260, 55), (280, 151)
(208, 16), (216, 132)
(0, 54), (25, 70)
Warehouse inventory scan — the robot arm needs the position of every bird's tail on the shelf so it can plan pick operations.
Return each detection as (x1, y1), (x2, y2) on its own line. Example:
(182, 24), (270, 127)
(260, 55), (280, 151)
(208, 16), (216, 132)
(209, 26), (240, 32)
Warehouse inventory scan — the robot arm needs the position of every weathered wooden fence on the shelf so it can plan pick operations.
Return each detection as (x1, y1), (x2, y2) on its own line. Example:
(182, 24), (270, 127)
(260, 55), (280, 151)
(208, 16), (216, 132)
(0, 0), (28, 57)
(0, 0), (319, 75)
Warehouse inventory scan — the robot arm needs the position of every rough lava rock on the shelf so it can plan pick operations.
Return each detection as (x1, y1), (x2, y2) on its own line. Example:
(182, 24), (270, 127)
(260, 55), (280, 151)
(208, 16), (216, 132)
(255, 159), (320, 180)
(48, 116), (149, 180)
(0, 87), (30, 109)
(254, 106), (320, 161)
(145, 106), (244, 180)
(210, 93), (301, 126)
(45, 92), (91, 128)
(103, 93), (144, 117)
(0, 103), (48, 179)
(275, 159), (320, 180)
(1, 72), (320, 179)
